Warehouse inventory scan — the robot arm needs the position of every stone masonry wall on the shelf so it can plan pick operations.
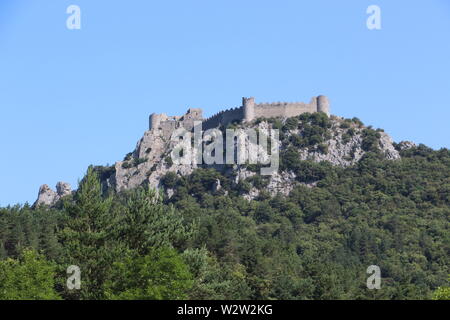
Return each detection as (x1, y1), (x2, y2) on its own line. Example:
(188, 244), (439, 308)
(202, 107), (244, 130)
(149, 96), (329, 134)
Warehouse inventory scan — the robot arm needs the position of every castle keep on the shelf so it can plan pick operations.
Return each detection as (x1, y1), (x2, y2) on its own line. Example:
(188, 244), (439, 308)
(149, 96), (330, 136)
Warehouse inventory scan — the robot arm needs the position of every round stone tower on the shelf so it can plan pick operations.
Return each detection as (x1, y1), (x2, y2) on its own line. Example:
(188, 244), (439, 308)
(317, 95), (330, 117)
(243, 97), (255, 122)
(149, 113), (161, 130)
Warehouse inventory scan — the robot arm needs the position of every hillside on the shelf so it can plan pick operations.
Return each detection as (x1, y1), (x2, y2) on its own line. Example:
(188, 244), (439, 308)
(1, 111), (449, 300)
(36, 112), (402, 206)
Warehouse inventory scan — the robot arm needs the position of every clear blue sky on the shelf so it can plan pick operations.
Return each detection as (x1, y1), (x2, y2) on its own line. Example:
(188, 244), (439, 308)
(1, 0), (449, 206)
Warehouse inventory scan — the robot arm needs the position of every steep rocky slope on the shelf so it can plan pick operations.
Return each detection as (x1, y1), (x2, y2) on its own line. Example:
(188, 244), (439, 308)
(34, 113), (412, 206)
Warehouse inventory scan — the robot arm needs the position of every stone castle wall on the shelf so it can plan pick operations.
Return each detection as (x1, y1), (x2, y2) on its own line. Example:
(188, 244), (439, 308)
(150, 108), (203, 139)
(149, 96), (330, 134)
(202, 107), (244, 131)
(253, 97), (319, 119)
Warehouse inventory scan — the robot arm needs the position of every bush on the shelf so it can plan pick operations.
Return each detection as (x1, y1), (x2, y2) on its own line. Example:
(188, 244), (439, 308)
(104, 248), (193, 300)
(280, 147), (301, 171)
(352, 117), (364, 127)
(310, 112), (331, 128)
(294, 161), (331, 183)
(122, 158), (147, 169)
(165, 156), (174, 166)
(0, 249), (61, 300)
(361, 129), (381, 152)
(134, 158), (147, 166)
(246, 175), (270, 189)
(123, 152), (133, 161)
(317, 144), (328, 154)
(162, 172), (178, 189)
(309, 134), (323, 146)
(340, 121), (350, 129)
(342, 133), (351, 144)
(284, 118), (299, 131)
(238, 180), (252, 193)
(122, 162), (132, 169)
(290, 135), (306, 148)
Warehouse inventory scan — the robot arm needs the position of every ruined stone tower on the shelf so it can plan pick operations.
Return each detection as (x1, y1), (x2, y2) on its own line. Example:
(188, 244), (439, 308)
(243, 97), (255, 123)
(317, 95), (330, 117)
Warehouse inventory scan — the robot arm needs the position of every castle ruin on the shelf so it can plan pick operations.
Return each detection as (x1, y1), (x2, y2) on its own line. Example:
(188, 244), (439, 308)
(149, 96), (330, 137)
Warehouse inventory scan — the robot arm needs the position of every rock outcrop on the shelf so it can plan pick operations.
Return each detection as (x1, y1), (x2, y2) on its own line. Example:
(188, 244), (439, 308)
(294, 117), (400, 166)
(113, 128), (200, 193)
(56, 182), (72, 198)
(34, 182), (72, 207)
(397, 141), (417, 151)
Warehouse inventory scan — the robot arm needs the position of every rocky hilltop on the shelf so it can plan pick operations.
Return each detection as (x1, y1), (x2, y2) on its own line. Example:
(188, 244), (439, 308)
(34, 104), (413, 207)
(109, 114), (403, 200)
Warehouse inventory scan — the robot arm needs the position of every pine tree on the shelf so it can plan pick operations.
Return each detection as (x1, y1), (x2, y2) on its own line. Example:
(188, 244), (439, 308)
(59, 166), (118, 300)
(39, 211), (62, 261)
(116, 186), (193, 255)
(0, 241), (6, 260)
(9, 218), (26, 258)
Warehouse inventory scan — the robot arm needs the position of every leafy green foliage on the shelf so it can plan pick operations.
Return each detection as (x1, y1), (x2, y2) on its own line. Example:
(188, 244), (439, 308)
(104, 247), (193, 300)
(182, 247), (252, 299)
(0, 142), (449, 300)
(281, 112), (332, 153)
(162, 146), (450, 299)
(165, 156), (174, 166)
(161, 172), (178, 189)
(0, 249), (61, 300)
(280, 147), (333, 183)
(361, 128), (381, 152)
(433, 283), (450, 300)
(122, 157), (147, 169)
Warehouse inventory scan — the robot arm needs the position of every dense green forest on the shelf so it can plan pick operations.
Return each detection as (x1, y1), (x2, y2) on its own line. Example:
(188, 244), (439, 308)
(0, 115), (449, 300)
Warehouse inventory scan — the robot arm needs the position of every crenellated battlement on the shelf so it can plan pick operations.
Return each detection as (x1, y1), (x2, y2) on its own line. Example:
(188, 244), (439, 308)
(149, 96), (330, 137)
